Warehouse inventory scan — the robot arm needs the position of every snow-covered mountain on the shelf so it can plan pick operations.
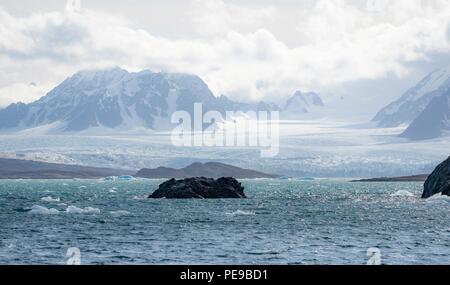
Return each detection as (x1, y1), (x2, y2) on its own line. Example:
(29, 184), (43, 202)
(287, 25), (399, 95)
(0, 67), (280, 133)
(0, 67), (326, 133)
(401, 89), (450, 140)
(283, 91), (324, 116)
(373, 69), (450, 127)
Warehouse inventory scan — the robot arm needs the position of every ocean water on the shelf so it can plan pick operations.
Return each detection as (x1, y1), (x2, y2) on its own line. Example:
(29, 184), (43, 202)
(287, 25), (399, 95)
(0, 179), (448, 265)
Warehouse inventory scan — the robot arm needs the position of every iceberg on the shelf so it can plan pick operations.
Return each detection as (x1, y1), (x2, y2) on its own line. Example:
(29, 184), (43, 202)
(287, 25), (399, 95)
(66, 206), (101, 214)
(104, 176), (118, 181)
(118, 175), (135, 181)
(29, 205), (59, 215)
(40, 196), (61, 202)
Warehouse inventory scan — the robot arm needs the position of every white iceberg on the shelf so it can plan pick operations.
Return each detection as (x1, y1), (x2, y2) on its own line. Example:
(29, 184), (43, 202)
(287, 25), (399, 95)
(65, 206), (101, 214)
(226, 210), (255, 216)
(109, 210), (131, 217)
(390, 190), (415, 197)
(40, 196), (61, 203)
(118, 175), (135, 181)
(29, 205), (59, 215)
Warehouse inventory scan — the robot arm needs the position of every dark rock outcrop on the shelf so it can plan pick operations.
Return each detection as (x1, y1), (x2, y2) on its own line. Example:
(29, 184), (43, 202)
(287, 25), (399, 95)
(148, 177), (246, 199)
(422, 156), (450, 198)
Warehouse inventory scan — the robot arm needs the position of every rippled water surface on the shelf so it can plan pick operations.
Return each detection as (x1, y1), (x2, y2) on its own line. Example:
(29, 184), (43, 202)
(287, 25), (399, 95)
(0, 179), (448, 264)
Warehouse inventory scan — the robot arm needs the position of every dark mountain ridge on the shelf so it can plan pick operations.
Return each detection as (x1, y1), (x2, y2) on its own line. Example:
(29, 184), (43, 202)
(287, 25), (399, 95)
(136, 162), (279, 179)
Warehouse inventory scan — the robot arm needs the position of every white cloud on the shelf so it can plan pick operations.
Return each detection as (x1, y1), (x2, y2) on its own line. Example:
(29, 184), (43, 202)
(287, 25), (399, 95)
(190, 0), (277, 36)
(0, 0), (449, 107)
(0, 82), (53, 106)
(295, 0), (450, 80)
(447, 22), (450, 42)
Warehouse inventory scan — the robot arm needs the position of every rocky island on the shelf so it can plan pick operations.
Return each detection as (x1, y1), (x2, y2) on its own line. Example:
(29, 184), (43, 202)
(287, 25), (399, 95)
(422, 156), (450, 198)
(148, 177), (247, 199)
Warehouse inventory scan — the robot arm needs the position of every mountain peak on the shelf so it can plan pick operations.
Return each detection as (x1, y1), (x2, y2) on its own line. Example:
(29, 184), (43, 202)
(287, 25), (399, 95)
(73, 66), (129, 79)
(0, 68), (282, 133)
(0, 67), (221, 132)
(284, 91), (324, 114)
(373, 68), (450, 127)
(291, 91), (324, 105)
(0, 67), (324, 133)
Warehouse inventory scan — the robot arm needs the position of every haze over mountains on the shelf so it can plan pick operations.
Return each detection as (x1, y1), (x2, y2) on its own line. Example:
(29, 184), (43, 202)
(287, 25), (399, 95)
(0, 67), (324, 133)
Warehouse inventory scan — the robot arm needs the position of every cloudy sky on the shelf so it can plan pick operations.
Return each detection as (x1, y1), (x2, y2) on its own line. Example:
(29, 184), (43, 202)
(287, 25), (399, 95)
(0, 0), (449, 117)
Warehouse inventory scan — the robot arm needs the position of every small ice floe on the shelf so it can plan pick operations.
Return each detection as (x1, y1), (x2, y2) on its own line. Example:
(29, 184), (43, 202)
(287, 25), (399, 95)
(104, 175), (135, 181)
(109, 187), (117, 193)
(226, 210), (255, 216)
(132, 195), (146, 200)
(118, 175), (135, 181)
(65, 205), (100, 214)
(426, 195), (450, 204)
(109, 210), (131, 217)
(62, 183), (68, 186)
(40, 196), (61, 203)
(299, 177), (315, 181)
(78, 186), (87, 189)
(278, 176), (290, 180)
(104, 176), (117, 181)
(29, 205), (59, 215)
(390, 190), (415, 197)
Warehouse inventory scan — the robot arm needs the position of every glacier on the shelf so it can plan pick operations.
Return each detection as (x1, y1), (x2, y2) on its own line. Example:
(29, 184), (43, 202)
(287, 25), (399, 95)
(0, 120), (447, 178)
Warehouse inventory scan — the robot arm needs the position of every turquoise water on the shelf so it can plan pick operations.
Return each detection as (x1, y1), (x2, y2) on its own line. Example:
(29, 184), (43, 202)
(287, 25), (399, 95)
(0, 179), (448, 265)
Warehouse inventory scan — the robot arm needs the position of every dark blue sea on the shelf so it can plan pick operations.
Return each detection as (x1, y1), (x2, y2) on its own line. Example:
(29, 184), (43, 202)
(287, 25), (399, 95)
(0, 179), (448, 264)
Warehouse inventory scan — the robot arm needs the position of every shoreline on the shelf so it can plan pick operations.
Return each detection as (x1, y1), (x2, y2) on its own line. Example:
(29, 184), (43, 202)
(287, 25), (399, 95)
(351, 174), (428, 182)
